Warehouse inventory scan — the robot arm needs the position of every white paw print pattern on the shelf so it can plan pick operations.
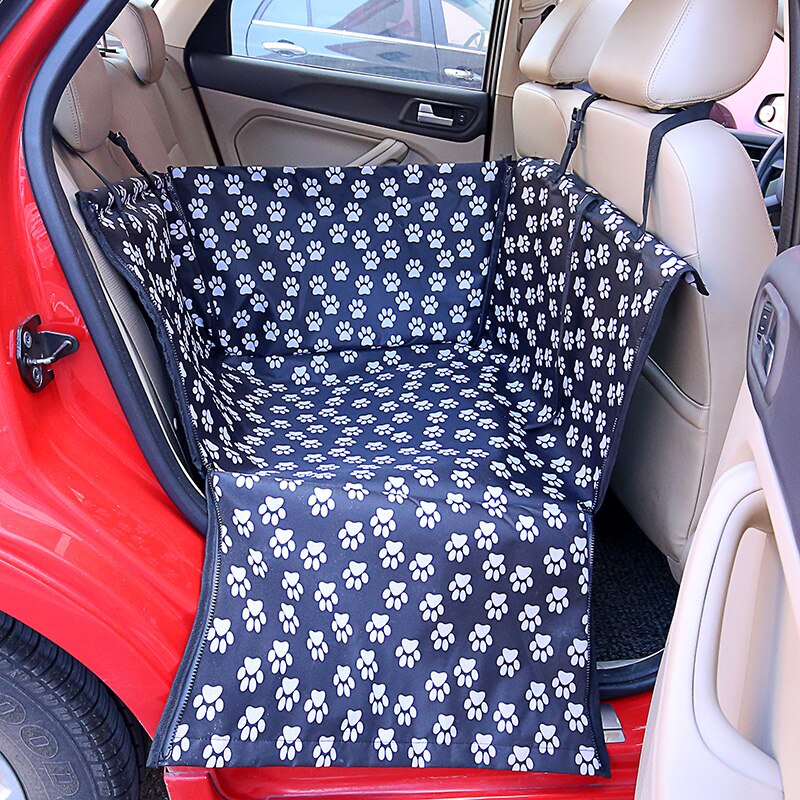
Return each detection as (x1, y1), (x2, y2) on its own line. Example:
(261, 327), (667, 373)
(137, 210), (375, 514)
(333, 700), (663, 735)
(81, 158), (700, 776)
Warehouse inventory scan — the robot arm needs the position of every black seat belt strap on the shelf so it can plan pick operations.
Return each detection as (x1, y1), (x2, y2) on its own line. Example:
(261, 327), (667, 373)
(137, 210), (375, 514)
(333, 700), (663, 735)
(639, 101), (715, 235)
(552, 92), (604, 180)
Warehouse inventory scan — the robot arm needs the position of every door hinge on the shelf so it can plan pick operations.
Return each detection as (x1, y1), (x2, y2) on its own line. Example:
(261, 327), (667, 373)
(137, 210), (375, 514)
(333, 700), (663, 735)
(16, 315), (79, 392)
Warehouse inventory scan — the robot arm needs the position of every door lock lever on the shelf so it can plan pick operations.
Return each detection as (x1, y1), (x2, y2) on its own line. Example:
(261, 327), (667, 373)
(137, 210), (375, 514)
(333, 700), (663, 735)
(16, 315), (79, 392)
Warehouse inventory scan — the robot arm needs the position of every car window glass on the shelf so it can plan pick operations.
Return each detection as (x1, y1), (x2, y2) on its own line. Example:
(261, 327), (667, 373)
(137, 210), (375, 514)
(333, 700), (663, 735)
(311, 0), (423, 42)
(230, 0), (497, 87)
(441, 0), (492, 48)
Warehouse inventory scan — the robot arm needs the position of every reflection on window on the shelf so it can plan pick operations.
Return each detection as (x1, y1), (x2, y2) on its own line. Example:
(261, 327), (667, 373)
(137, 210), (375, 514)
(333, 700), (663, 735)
(312, 0), (423, 43)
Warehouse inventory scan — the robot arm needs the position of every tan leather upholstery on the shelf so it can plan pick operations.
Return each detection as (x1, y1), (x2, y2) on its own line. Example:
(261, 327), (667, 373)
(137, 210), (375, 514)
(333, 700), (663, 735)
(589, 0), (777, 110)
(561, 0), (777, 570)
(54, 47), (113, 153)
(513, 0), (629, 160)
(104, 2), (216, 168)
(520, 0), (631, 86)
(108, 0), (166, 85)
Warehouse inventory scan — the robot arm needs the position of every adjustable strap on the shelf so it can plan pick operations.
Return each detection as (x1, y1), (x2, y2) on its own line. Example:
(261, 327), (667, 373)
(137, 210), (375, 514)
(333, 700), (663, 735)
(54, 131), (124, 207)
(639, 101), (714, 235)
(552, 92), (604, 181)
(108, 131), (158, 192)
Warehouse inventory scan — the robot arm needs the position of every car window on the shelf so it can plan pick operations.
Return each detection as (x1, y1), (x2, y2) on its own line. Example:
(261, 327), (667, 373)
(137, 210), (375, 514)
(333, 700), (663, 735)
(230, 0), (496, 88)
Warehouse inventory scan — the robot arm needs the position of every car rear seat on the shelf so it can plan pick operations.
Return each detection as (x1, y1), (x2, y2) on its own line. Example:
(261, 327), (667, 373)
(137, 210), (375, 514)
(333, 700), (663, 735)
(104, 0), (217, 169)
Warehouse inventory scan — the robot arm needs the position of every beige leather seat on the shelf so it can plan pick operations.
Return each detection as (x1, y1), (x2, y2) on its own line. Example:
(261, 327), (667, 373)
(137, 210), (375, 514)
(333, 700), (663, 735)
(106, 0), (217, 169)
(563, 0), (777, 572)
(513, 0), (630, 160)
(54, 49), (188, 468)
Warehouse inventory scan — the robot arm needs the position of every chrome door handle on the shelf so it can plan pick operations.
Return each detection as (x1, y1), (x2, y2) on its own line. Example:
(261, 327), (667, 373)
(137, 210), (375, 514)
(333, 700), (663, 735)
(417, 103), (453, 127)
(262, 41), (307, 57)
(444, 66), (477, 82)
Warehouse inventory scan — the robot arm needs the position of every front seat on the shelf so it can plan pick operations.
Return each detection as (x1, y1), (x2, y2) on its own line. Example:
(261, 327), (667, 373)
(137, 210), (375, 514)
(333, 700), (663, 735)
(570, 0), (777, 572)
(513, 0), (631, 160)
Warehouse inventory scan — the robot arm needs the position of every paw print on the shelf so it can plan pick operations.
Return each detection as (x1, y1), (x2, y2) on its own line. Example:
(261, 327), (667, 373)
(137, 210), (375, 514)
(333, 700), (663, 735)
(575, 746), (600, 775)
(354, 274), (373, 295)
(420, 296), (439, 315)
(323, 295), (340, 315)
(169, 724), (190, 762)
(221, 210), (239, 231)
(267, 640), (293, 675)
(428, 177), (446, 198)
(332, 612), (352, 644)
(377, 308), (396, 329)
(457, 175), (475, 196)
(433, 714), (456, 746)
(485, 591), (508, 620)
(449, 572), (472, 602)
(404, 163), (422, 183)
(405, 224), (423, 244)
(200, 227), (218, 248)
(314, 736), (337, 767)
(203, 734), (231, 768)
(482, 161), (499, 181)
(369, 683), (389, 715)
(338, 519), (364, 549)
(242, 598), (266, 633)
(279, 602), (299, 636)
(333, 664), (355, 697)
(421, 201), (438, 222)
(544, 547), (566, 576)
(393, 197), (411, 216)
(431, 621), (455, 651)
(237, 656), (264, 692)
(471, 733), (496, 766)
(552, 670), (576, 700)
(344, 201), (362, 222)
(528, 633), (554, 666)
(232, 508), (254, 537)
(383, 580), (408, 611)
(416, 501), (440, 529)
(419, 592), (443, 622)
(304, 689), (328, 724)
(206, 617), (234, 654)
(497, 647), (520, 678)
(465, 689), (488, 721)
(393, 694), (416, 727)
(568, 637), (589, 668)
(305, 310), (323, 333)
(277, 725), (303, 761)
(427, 230), (445, 249)
(266, 201), (285, 222)
(523, 680), (549, 715)
(300, 540), (326, 570)
(546, 585), (569, 614)
(469, 623), (493, 653)
(508, 745), (534, 772)
(356, 649), (378, 680)
(307, 629), (328, 661)
(282, 571), (303, 602)
(187, 198), (207, 219)
(238, 195), (257, 216)
(193, 684), (224, 721)
(340, 709), (363, 743)
(470, 195), (488, 216)
(518, 602), (542, 632)
(510, 564), (534, 593)
(425, 670), (450, 701)
(445, 532), (469, 562)
(375, 211), (392, 232)
(437, 249), (454, 269)
(276, 230), (294, 251)
(303, 176), (321, 196)
(473, 520), (497, 551)
(366, 612), (390, 644)
(373, 728), (397, 762)
(535, 724), (560, 757)
(430, 321), (446, 341)
(380, 176), (399, 196)
(314, 581), (338, 612)
(395, 291), (412, 311)
(482, 552), (506, 581)
(194, 173), (214, 194)
(238, 705), (265, 742)
(565, 702), (588, 733)
(308, 487), (335, 517)
(227, 565), (251, 598)
(316, 197), (334, 216)
(274, 177), (292, 197)
(269, 527), (295, 559)
(410, 552), (435, 582)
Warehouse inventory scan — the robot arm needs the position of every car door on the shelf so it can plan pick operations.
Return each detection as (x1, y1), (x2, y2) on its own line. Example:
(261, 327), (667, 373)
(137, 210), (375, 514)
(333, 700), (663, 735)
(635, 250), (800, 799)
(186, 0), (498, 167)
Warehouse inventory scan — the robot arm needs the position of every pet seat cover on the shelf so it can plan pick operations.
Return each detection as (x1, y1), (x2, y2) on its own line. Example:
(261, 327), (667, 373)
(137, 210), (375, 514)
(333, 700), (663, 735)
(78, 156), (701, 776)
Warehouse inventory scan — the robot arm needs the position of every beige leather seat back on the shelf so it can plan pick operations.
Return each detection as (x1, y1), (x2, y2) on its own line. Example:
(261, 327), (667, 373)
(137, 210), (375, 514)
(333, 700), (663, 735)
(513, 0), (630, 159)
(572, 0), (777, 571)
(106, 0), (217, 169)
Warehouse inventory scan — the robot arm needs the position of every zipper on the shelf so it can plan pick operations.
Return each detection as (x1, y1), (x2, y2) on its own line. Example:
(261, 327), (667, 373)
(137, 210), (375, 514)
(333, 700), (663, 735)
(161, 487), (223, 760)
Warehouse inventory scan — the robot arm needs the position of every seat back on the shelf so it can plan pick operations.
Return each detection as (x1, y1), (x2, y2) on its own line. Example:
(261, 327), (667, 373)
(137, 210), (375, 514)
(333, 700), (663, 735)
(512, 0), (630, 160)
(573, 0), (778, 569)
(106, 0), (217, 169)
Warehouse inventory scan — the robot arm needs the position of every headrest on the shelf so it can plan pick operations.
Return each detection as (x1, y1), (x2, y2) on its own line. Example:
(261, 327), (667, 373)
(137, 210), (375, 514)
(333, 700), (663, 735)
(54, 47), (113, 153)
(108, 0), (166, 85)
(519, 0), (631, 86)
(589, 0), (777, 110)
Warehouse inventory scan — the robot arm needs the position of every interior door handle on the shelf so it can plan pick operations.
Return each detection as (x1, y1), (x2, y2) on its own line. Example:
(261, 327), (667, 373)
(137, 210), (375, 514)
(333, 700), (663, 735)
(444, 67), (477, 82)
(417, 103), (453, 127)
(262, 40), (307, 57)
